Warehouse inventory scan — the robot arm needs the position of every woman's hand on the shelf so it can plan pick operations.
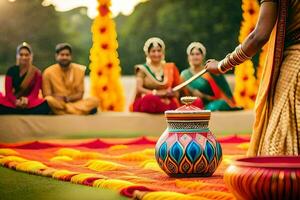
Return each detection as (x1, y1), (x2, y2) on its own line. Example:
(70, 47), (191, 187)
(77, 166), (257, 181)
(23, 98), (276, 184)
(156, 89), (168, 97)
(192, 89), (215, 101)
(192, 89), (205, 98)
(166, 88), (175, 97)
(20, 97), (28, 107)
(15, 99), (22, 108)
(153, 88), (172, 97)
(15, 97), (28, 109)
(205, 59), (221, 75)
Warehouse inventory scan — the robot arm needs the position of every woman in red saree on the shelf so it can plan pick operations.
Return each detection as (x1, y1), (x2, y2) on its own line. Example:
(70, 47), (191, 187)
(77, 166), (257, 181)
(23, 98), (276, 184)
(206, 0), (300, 156)
(0, 42), (49, 114)
(132, 37), (181, 113)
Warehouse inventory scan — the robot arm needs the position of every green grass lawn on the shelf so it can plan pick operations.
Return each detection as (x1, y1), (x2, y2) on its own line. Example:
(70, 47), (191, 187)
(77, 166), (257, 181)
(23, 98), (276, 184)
(0, 167), (128, 200)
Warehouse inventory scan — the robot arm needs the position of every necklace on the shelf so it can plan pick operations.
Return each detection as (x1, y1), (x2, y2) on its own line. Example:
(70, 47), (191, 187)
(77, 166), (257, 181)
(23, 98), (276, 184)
(148, 63), (164, 81)
(19, 66), (29, 77)
(190, 65), (204, 75)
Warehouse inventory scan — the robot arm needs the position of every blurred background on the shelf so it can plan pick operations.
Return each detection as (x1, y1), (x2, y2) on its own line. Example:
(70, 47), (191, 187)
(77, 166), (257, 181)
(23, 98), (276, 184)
(0, 0), (242, 75)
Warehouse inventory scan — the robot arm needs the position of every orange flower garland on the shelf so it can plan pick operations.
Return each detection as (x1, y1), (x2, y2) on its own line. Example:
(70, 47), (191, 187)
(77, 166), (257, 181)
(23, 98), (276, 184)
(234, 0), (267, 109)
(89, 0), (125, 111)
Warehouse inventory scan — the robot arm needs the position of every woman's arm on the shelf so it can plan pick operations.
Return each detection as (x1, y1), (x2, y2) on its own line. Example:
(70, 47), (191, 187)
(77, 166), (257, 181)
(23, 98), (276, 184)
(5, 74), (17, 105)
(136, 77), (152, 95)
(243, 2), (278, 56)
(27, 72), (42, 102)
(135, 68), (170, 97)
(171, 65), (181, 98)
(206, 2), (278, 74)
(136, 77), (170, 97)
(191, 88), (215, 101)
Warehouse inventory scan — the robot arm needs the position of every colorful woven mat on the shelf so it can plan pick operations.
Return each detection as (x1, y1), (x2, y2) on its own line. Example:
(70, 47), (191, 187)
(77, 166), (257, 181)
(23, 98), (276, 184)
(0, 135), (249, 200)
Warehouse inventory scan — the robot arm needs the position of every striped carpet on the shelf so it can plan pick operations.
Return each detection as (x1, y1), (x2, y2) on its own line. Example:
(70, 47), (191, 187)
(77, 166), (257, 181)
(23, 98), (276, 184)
(0, 135), (250, 200)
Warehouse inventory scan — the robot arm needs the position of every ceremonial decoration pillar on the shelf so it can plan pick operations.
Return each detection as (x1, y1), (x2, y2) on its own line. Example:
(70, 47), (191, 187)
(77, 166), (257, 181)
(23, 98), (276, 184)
(89, 0), (125, 111)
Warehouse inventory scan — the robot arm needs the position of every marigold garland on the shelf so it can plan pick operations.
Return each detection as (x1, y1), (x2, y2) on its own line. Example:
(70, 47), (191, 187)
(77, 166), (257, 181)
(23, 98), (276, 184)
(89, 0), (125, 111)
(234, 0), (268, 109)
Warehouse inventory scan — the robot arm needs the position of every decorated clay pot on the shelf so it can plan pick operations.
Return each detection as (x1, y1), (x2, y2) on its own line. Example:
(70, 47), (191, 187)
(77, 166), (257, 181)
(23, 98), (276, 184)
(155, 96), (222, 177)
(224, 156), (300, 200)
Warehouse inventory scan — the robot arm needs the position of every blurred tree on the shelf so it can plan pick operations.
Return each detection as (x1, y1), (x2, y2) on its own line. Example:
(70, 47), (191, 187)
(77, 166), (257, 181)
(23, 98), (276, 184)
(0, 0), (242, 76)
(0, 0), (92, 74)
(0, 0), (66, 73)
(56, 8), (92, 74)
(115, 0), (242, 74)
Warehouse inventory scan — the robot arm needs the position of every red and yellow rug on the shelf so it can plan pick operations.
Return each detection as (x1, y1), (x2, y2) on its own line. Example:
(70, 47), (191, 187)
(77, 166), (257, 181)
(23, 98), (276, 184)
(0, 135), (249, 200)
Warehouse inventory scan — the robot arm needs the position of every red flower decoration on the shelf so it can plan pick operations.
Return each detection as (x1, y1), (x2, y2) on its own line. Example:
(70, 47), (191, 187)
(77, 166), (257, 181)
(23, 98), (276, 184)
(101, 43), (109, 50)
(249, 94), (256, 101)
(102, 86), (108, 91)
(242, 75), (249, 81)
(108, 105), (114, 111)
(99, 27), (107, 34)
(240, 90), (246, 97)
(107, 62), (113, 69)
(248, 8), (255, 15)
(99, 5), (110, 17)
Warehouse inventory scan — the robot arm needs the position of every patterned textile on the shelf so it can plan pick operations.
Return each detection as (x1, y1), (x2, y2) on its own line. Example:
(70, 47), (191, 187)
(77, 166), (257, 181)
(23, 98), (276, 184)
(0, 136), (249, 199)
(259, 44), (300, 155)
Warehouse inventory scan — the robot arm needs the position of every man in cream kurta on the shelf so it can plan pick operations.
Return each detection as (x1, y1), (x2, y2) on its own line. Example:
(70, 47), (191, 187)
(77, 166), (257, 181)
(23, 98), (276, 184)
(43, 43), (99, 115)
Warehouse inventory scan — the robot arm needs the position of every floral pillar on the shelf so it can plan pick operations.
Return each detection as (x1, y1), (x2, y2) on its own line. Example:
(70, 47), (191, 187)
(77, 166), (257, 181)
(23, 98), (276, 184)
(89, 0), (125, 111)
(234, 0), (267, 109)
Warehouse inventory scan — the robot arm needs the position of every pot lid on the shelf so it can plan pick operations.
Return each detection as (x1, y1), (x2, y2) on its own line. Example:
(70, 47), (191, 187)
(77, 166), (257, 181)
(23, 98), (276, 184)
(165, 96), (211, 120)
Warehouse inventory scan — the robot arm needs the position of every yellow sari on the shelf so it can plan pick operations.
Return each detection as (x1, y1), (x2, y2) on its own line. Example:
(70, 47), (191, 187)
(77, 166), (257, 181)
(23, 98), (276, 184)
(249, 0), (300, 156)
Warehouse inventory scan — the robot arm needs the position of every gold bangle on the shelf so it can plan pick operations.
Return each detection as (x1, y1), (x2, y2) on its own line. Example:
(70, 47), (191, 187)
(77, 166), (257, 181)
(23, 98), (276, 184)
(235, 44), (251, 60)
(218, 44), (251, 74)
(229, 54), (240, 66)
(217, 60), (228, 74)
(239, 45), (251, 59)
(234, 51), (245, 62)
(224, 56), (235, 69)
(232, 48), (244, 62)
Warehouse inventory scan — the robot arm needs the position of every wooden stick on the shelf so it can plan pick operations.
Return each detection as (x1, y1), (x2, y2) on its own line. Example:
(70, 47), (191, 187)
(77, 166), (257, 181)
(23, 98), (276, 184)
(172, 69), (207, 92)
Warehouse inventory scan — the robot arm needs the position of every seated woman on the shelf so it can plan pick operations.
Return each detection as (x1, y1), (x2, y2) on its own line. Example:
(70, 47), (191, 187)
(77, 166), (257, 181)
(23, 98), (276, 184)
(181, 42), (240, 111)
(0, 42), (49, 114)
(132, 37), (181, 113)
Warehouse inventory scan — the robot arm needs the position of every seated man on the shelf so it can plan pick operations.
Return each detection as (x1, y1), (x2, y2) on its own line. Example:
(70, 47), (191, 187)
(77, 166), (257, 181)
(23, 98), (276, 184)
(43, 43), (99, 115)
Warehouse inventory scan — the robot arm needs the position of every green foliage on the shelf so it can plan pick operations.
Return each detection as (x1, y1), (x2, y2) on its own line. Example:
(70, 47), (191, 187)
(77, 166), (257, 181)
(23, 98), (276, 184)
(0, 0), (92, 74)
(0, 0), (242, 75)
(56, 8), (92, 73)
(0, 0), (64, 73)
(116, 0), (242, 74)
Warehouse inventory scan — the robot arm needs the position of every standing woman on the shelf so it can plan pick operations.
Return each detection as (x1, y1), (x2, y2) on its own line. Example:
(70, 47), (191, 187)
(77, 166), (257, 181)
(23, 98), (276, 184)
(205, 0), (300, 156)
(181, 42), (238, 111)
(0, 42), (49, 114)
(132, 37), (181, 113)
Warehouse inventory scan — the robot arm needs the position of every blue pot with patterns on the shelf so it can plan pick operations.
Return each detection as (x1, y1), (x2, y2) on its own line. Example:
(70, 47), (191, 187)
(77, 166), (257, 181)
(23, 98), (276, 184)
(155, 96), (222, 177)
